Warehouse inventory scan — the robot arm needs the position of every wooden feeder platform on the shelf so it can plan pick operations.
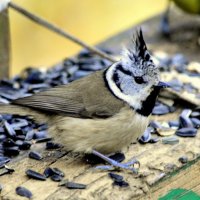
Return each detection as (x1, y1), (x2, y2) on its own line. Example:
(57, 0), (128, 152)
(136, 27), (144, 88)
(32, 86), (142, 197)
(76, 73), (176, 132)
(1, 8), (200, 200)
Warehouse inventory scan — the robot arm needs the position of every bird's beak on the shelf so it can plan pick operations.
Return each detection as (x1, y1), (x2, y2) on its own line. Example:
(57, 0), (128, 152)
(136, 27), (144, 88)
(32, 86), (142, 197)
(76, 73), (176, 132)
(155, 81), (170, 88)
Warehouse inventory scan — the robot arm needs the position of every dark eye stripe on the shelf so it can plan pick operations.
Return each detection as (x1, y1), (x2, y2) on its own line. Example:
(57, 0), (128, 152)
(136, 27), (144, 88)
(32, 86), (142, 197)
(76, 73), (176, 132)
(112, 71), (123, 92)
(116, 64), (132, 76)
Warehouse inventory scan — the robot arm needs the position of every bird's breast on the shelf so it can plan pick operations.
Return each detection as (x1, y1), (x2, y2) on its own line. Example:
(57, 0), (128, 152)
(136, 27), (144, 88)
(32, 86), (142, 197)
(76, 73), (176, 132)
(49, 106), (149, 154)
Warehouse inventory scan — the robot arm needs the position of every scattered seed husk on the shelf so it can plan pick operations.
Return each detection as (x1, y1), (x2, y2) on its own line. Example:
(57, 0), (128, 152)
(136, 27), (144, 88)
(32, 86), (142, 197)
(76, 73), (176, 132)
(138, 127), (152, 143)
(109, 152), (125, 163)
(0, 165), (14, 176)
(157, 128), (175, 136)
(113, 180), (129, 187)
(52, 168), (65, 177)
(16, 186), (32, 199)
(152, 104), (170, 115)
(46, 142), (62, 150)
(66, 181), (87, 189)
(149, 137), (160, 143)
(149, 121), (162, 129)
(0, 157), (10, 168)
(178, 156), (188, 164)
(51, 174), (63, 182)
(176, 128), (197, 137)
(35, 137), (52, 143)
(4, 146), (20, 156)
(25, 130), (35, 141)
(4, 121), (16, 138)
(19, 141), (32, 150)
(168, 120), (180, 128)
(43, 167), (54, 178)
(179, 115), (193, 128)
(190, 111), (200, 118)
(191, 118), (200, 128)
(108, 172), (123, 182)
(85, 152), (126, 165)
(162, 136), (179, 145)
(29, 151), (43, 160)
(26, 169), (46, 181)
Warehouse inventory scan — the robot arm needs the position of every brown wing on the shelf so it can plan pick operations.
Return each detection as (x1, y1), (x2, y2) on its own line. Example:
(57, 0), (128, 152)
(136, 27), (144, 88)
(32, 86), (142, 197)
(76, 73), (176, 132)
(12, 71), (125, 118)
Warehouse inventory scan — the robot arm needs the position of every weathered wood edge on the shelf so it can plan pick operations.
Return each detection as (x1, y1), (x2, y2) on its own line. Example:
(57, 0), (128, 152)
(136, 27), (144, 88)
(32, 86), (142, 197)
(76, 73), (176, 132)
(0, 8), (10, 78)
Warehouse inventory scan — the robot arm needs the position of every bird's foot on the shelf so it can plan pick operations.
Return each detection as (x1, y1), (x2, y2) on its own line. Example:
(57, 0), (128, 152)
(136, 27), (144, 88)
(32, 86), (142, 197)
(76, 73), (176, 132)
(92, 150), (139, 173)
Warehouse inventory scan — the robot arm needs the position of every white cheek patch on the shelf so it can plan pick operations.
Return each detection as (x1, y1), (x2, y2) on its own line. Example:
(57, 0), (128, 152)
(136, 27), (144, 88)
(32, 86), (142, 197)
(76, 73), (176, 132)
(106, 63), (142, 110)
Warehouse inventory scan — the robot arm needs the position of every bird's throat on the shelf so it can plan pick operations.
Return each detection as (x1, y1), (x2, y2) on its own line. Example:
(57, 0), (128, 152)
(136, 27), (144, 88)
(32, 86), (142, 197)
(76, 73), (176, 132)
(136, 87), (161, 117)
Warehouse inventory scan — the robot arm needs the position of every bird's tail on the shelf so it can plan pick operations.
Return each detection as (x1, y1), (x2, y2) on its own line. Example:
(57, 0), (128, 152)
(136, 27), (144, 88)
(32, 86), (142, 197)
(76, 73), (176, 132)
(0, 104), (49, 123)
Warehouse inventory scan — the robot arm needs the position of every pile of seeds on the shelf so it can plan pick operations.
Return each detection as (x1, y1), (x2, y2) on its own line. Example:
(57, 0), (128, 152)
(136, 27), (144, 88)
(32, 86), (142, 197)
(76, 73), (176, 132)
(139, 107), (200, 144)
(0, 49), (112, 104)
(0, 50), (112, 170)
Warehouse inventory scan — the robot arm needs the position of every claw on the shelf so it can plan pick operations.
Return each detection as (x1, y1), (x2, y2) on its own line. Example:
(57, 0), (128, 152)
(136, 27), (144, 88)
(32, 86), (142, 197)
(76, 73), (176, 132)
(92, 150), (139, 173)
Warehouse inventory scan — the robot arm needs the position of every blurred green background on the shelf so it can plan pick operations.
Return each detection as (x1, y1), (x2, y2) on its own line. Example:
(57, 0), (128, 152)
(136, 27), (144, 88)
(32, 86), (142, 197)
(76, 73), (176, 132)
(10, 0), (168, 75)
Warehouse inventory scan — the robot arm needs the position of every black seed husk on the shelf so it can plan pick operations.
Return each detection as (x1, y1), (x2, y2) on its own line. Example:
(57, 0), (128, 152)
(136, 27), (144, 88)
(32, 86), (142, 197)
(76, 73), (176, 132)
(113, 180), (129, 187)
(35, 137), (52, 143)
(51, 174), (63, 182)
(46, 142), (62, 150)
(176, 128), (197, 137)
(29, 151), (43, 160)
(16, 186), (32, 199)
(178, 156), (188, 164)
(109, 152), (125, 163)
(152, 104), (170, 115)
(66, 182), (87, 189)
(26, 169), (46, 181)
(19, 141), (31, 150)
(52, 168), (65, 177)
(108, 172), (123, 182)
(0, 166), (14, 176)
(3, 121), (16, 138)
(4, 146), (20, 156)
(43, 167), (54, 178)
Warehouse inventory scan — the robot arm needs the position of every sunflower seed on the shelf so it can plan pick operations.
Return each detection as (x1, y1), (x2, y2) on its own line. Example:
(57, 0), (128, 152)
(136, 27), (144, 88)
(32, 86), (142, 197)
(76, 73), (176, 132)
(46, 142), (62, 150)
(29, 151), (43, 160)
(66, 182), (87, 189)
(108, 172), (123, 182)
(176, 128), (197, 137)
(113, 180), (129, 187)
(16, 186), (32, 199)
(43, 167), (54, 178)
(26, 169), (46, 181)
(162, 136), (179, 145)
(191, 118), (200, 128)
(152, 104), (170, 115)
(178, 156), (188, 164)
(51, 174), (63, 182)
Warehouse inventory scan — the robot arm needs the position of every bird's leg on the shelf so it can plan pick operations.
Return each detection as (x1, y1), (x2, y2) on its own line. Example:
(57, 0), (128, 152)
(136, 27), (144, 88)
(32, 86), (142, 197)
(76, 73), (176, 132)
(92, 150), (139, 173)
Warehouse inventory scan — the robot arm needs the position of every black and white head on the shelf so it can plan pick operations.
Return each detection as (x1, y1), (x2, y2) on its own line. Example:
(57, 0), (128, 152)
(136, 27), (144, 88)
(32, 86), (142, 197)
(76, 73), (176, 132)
(105, 29), (168, 116)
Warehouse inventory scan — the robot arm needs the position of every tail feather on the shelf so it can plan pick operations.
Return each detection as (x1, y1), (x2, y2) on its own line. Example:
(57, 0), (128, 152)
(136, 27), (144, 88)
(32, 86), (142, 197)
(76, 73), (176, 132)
(0, 104), (49, 123)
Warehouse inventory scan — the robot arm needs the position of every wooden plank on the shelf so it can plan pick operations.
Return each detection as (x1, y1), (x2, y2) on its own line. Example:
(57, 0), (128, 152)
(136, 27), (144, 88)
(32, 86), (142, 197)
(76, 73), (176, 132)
(141, 160), (200, 199)
(0, 8), (10, 78)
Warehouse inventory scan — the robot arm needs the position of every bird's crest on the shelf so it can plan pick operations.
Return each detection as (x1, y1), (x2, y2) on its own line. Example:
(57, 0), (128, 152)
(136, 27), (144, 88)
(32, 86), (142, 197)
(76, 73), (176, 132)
(122, 28), (152, 64)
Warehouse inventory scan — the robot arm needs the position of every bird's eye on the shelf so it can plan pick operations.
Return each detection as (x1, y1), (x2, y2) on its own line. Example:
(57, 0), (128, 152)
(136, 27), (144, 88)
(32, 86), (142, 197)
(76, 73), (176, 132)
(134, 76), (146, 84)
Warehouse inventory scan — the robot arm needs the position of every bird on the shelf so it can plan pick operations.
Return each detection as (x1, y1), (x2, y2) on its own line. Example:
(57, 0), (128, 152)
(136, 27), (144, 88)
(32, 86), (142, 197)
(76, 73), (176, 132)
(0, 29), (168, 172)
